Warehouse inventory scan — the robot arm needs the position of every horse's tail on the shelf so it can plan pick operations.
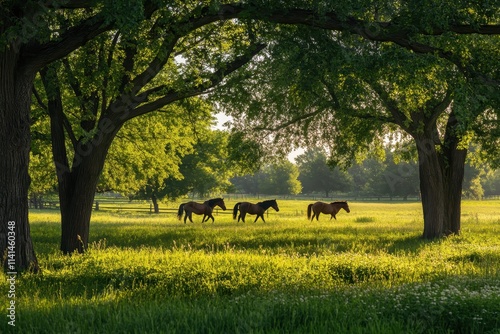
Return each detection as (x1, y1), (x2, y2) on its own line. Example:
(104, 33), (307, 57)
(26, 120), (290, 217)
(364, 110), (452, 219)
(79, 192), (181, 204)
(307, 204), (313, 219)
(233, 203), (241, 220)
(177, 204), (185, 220)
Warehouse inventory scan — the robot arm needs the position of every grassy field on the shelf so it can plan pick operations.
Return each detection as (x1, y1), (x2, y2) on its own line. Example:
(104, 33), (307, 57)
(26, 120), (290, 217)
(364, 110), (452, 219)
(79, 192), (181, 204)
(2, 200), (500, 333)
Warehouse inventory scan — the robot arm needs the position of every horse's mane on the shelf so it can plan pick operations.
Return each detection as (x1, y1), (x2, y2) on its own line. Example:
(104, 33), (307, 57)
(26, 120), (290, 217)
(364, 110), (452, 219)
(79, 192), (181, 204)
(206, 198), (223, 206)
(257, 199), (276, 206)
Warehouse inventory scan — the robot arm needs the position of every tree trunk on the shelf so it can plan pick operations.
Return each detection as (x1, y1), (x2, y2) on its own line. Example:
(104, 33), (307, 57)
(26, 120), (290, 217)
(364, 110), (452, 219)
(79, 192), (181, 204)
(151, 194), (160, 214)
(58, 139), (116, 254)
(42, 64), (120, 254)
(415, 136), (445, 239)
(59, 163), (96, 254)
(442, 148), (466, 235)
(0, 52), (39, 272)
(442, 113), (468, 236)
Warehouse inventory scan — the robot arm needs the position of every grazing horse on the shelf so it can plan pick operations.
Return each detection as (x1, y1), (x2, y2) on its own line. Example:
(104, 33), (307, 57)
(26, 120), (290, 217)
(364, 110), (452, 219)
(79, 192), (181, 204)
(233, 199), (279, 223)
(177, 198), (226, 224)
(307, 201), (350, 221)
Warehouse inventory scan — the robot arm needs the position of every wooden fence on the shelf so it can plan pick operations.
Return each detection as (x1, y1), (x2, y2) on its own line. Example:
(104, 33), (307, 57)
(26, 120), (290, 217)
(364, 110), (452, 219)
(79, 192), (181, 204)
(28, 194), (500, 213)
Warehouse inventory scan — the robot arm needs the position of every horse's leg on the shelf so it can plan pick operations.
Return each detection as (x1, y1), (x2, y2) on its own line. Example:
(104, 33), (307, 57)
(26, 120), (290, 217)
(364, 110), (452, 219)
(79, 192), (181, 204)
(188, 212), (194, 223)
(201, 214), (207, 223)
(256, 214), (265, 223)
(183, 213), (188, 224)
(332, 208), (338, 220)
(240, 212), (246, 223)
(209, 214), (215, 223)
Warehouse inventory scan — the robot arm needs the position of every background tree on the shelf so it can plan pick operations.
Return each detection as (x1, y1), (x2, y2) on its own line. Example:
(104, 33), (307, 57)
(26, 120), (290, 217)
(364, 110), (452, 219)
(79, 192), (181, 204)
(230, 173), (265, 195)
(226, 131), (266, 176)
(28, 150), (57, 209)
(296, 148), (351, 197)
(483, 169), (500, 197)
(251, 162), (302, 196)
(163, 128), (235, 199)
(378, 152), (420, 200)
(348, 159), (387, 199)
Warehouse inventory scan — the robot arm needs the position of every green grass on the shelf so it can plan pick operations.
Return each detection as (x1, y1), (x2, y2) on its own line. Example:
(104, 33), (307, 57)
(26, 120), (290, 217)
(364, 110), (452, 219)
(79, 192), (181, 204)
(2, 200), (500, 333)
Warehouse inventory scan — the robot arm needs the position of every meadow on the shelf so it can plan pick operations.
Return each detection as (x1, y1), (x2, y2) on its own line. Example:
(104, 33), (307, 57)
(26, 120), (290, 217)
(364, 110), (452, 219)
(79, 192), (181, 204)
(2, 199), (500, 333)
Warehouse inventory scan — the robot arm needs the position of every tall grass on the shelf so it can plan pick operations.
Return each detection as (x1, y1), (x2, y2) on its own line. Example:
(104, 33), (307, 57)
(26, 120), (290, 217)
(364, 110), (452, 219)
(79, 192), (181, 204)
(2, 200), (500, 333)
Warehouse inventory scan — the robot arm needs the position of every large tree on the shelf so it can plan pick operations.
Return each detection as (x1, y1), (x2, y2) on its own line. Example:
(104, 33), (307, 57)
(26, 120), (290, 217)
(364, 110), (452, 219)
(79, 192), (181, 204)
(36, 14), (263, 254)
(216, 22), (499, 238)
(1, 0), (117, 271)
(0, 1), (248, 267)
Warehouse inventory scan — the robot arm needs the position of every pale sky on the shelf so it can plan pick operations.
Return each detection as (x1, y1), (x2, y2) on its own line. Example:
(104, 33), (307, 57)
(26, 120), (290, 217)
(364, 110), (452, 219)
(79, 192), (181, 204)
(214, 112), (303, 162)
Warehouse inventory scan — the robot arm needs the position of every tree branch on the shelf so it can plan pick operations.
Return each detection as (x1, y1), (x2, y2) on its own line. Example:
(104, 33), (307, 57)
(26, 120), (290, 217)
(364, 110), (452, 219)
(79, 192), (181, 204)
(321, 77), (397, 126)
(20, 0), (159, 73)
(427, 90), (453, 127)
(21, 16), (110, 73)
(32, 86), (47, 111)
(254, 109), (324, 131)
(102, 31), (121, 115)
(118, 43), (267, 123)
(126, 5), (243, 96)
(368, 80), (412, 132)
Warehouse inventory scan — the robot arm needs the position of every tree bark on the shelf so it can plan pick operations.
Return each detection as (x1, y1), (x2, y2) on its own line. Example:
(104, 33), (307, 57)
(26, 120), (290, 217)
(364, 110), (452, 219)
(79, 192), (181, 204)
(151, 193), (160, 214)
(443, 147), (466, 235)
(442, 113), (468, 235)
(413, 127), (467, 238)
(0, 52), (39, 272)
(58, 139), (117, 254)
(415, 136), (445, 239)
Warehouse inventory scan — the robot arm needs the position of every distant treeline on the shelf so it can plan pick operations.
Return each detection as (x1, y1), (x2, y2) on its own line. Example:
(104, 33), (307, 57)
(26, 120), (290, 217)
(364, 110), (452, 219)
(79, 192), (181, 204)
(231, 150), (500, 200)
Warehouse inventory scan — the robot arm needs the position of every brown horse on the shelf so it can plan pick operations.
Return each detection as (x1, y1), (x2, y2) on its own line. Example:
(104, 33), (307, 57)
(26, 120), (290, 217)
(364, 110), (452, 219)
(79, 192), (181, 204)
(233, 199), (279, 223)
(307, 201), (350, 221)
(177, 198), (226, 224)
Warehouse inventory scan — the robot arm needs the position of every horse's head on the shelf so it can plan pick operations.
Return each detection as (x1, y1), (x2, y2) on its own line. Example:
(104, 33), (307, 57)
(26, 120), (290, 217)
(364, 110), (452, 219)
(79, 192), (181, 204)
(332, 201), (350, 213)
(217, 198), (227, 210)
(341, 201), (350, 213)
(271, 199), (279, 212)
(206, 198), (226, 210)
